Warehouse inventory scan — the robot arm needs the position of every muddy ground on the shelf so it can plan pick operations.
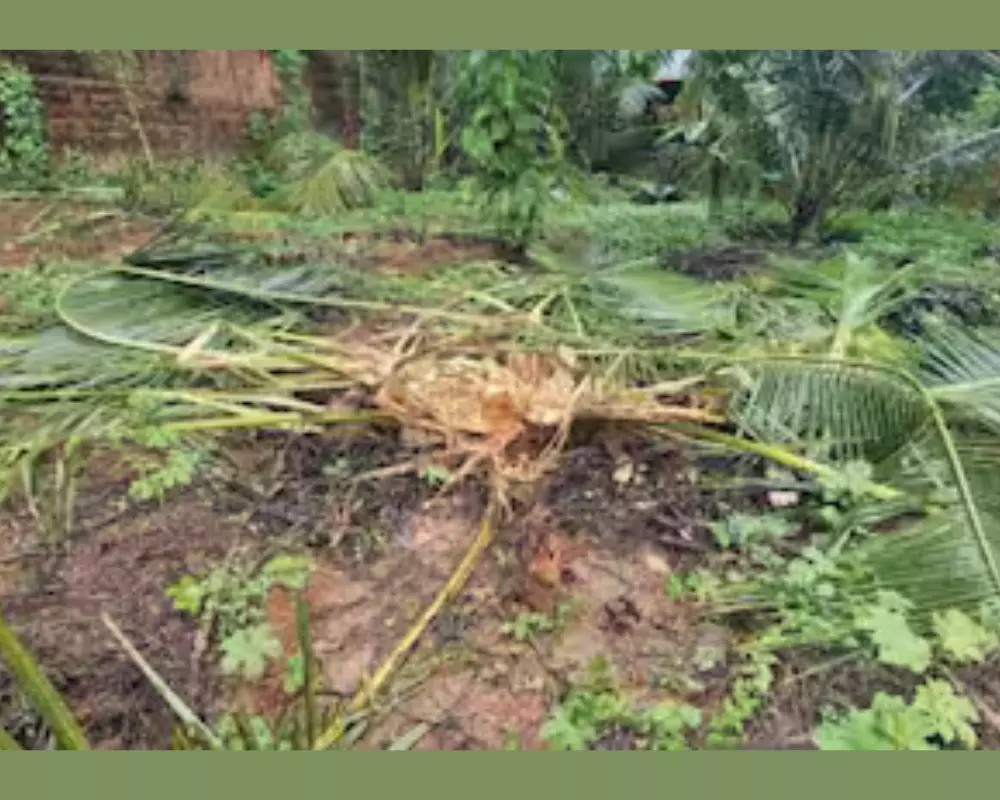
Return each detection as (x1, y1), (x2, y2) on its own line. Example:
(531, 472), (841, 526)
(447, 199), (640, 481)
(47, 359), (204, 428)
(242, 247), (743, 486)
(0, 426), (735, 749)
(0, 199), (162, 269)
(0, 421), (731, 746)
(8, 423), (998, 751)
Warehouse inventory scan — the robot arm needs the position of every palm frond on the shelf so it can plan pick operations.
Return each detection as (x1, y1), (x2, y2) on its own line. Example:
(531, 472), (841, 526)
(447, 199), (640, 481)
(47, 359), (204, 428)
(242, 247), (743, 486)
(266, 133), (390, 217)
(864, 508), (1000, 616)
(55, 272), (269, 355)
(766, 254), (920, 358)
(726, 359), (930, 465)
(594, 262), (737, 334)
(0, 609), (90, 750)
(0, 328), (155, 392)
(725, 354), (1000, 617)
(919, 320), (1000, 430)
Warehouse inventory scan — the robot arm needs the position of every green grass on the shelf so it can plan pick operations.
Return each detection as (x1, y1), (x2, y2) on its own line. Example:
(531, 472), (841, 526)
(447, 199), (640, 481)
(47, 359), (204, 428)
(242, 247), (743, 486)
(0, 262), (80, 333)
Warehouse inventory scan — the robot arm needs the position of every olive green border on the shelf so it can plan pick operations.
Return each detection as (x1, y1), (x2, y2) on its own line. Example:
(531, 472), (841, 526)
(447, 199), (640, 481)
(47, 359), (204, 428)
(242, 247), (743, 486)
(1, 751), (985, 790)
(2, 2), (999, 47)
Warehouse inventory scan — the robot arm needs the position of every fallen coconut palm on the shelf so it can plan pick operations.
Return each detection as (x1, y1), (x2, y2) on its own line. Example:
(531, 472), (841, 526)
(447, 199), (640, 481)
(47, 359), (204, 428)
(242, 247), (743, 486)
(6, 226), (1000, 636)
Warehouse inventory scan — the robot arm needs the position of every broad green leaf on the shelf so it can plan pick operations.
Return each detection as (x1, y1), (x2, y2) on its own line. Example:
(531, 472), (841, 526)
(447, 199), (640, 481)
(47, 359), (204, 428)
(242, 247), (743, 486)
(932, 609), (999, 665)
(814, 693), (938, 752)
(540, 706), (594, 751)
(815, 708), (896, 751)
(912, 680), (979, 749)
(166, 575), (207, 616)
(261, 554), (314, 591)
(872, 694), (938, 751)
(647, 702), (702, 734)
(856, 604), (932, 673)
(220, 624), (283, 681)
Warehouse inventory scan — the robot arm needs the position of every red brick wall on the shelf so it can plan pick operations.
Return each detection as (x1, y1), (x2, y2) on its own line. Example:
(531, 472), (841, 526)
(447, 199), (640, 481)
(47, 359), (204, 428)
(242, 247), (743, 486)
(1, 50), (283, 159)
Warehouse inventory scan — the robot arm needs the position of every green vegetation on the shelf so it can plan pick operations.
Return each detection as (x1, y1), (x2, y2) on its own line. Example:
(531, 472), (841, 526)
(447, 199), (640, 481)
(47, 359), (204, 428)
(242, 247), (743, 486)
(0, 60), (49, 186)
(167, 554), (314, 681)
(457, 50), (567, 255)
(542, 660), (702, 751)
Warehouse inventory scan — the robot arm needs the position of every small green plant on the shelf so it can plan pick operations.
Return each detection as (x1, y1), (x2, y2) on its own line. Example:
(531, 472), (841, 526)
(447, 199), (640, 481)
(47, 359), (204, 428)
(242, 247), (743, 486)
(704, 647), (777, 748)
(853, 596), (999, 676)
(219, 624), (283, 681)
(501, 602), (575, 643)
(716, 545), (876, 651)
(710, 511), (795, 551)
(814, 460), (879, 532)
(666, 569), (722, 603)
(0, 263), (78, 332)
(932, 608), (1000, 664)
(0, 60), (49, 186)
(125, 427), (210, 504)
(700, 556), (911, 746)
(421, 464), (454, 487)
(213, 712), (299, 751)
(815, 681), (980, 750)
(241, 110), (283, 197)
(811, 604), (998, 750)
(119, 159), (257, 216)
(50, 149), (97, 187)
(237, 50), (310, 192)
(541, 659), (702, 751)
(270, 50), (312, 136)
(854, 591), (933, 673)
(166, 553), (314, 682)
(695, 511), (1000, 751)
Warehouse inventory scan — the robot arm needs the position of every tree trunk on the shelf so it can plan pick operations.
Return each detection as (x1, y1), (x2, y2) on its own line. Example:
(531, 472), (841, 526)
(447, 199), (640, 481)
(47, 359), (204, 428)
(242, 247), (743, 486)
(708, 159), (725, 221)
(788, 195), (820, 247)
(340, 52), (362, 149)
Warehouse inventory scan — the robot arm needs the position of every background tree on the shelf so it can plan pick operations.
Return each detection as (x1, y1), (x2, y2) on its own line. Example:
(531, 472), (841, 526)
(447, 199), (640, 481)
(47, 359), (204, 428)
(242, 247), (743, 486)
(677, 50), (1000, 243)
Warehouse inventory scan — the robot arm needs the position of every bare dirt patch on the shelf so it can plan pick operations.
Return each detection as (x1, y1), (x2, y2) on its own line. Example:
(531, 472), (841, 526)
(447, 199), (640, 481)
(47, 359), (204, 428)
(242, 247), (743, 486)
(0, 498), (245, 749)
(0, 422), (743, 750)
(0, 200), (161, 269)
(222, 227), (527, 276)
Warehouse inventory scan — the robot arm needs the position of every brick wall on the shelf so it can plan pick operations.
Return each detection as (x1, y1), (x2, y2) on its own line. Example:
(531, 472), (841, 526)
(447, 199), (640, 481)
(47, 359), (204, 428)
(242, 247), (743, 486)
(1, 50), (283, 159)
